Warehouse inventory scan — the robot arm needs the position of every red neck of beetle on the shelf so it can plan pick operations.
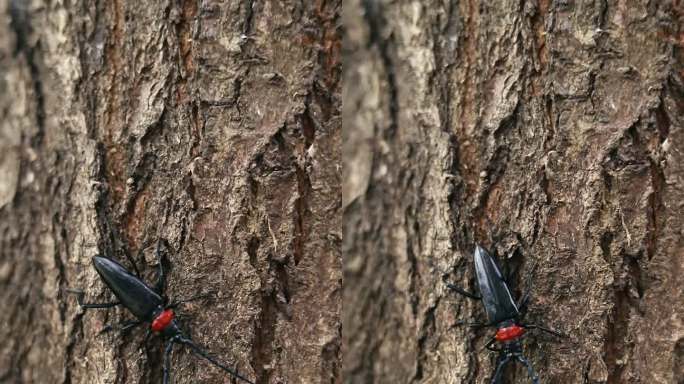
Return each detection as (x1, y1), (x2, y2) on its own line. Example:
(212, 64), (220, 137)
(151, 309), (175, 332)
(495, 324), (525, 342)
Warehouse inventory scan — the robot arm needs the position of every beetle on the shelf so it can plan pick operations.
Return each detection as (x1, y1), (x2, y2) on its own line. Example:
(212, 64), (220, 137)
(67, 240), (254, 384)
(443, 244), (565, 384)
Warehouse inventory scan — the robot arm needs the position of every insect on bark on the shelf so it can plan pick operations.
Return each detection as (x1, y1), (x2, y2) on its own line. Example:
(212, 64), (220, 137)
(67, 240), (254, 384)
(443, 244), (566, 384)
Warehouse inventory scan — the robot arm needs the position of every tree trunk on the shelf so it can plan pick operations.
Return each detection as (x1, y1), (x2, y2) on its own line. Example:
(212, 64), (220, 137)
(343, 1), (682, 383)
(0, 0), (341, 383)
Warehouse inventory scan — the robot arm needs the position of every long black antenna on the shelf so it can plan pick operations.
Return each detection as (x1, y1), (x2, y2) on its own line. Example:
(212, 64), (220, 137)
(176, 336), (255, 384)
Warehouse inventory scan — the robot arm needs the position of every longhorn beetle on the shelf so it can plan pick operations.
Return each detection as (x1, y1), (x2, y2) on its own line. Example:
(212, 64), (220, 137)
(443, 244), (565, 384)
(67, 240), (254, 384)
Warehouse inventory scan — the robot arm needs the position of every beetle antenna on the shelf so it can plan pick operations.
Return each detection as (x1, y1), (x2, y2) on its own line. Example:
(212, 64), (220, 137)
(176, 336), (255, 384)
(522, 323), (567, 338)
(490, 355), (512, 384)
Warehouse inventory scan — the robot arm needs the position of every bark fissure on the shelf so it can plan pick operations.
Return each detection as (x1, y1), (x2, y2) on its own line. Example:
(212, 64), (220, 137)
(293, 165), (310, 266)
(242, 0), (256, 37)
(361, 0), (398, 137)
(176, 0), (197, 79)
(456, 0), (480, 199)
(8, 0), (45, 147)
(252, 280), (278, 384)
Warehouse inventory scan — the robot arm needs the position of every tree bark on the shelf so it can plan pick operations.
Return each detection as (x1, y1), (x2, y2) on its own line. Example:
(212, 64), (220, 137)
(343, 1), (682, 383)
(0, 0), (341, 383)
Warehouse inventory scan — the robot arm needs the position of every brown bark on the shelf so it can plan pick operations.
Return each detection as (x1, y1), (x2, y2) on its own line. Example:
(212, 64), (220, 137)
(0, 0), (341, 383)
(343, 1), (683, 383)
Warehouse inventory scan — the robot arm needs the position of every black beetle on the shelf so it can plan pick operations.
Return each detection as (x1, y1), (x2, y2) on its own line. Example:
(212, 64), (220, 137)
(67, 240), (254, 384)
(444, 244), (565, 384)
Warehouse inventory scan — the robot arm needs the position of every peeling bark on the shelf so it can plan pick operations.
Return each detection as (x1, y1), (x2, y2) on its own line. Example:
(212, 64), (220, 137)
(343, 1), (683, 383)
(0, 0), (341, 383)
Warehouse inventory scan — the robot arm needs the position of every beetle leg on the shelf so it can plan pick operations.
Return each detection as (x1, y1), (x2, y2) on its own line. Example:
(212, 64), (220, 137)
(516, 355), (540, 384)
(65, 289), (120, 309)
(162, 337), (176, 384)
(78, 302), (120, 309)
(517, 292), (531, 317)
(176, 336), (255, 384)
(522, 323), (566, 338)
(454, 319), (492, 329)
(444, 282), (482, 300)
(99, 319), (142, 335)
(119, 320), (142, 332)
(490, 355), (511, 384)
(483, 336), (501, 352)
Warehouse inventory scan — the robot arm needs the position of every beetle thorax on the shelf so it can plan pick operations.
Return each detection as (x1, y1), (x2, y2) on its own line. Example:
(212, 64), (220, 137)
(151, 309), (175, 332)
(495, 323), (525, 342)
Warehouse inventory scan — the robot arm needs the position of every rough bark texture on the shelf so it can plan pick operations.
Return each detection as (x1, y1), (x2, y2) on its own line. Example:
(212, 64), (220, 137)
(0, 0), (341, 383)
(343, 1), (682, 383)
